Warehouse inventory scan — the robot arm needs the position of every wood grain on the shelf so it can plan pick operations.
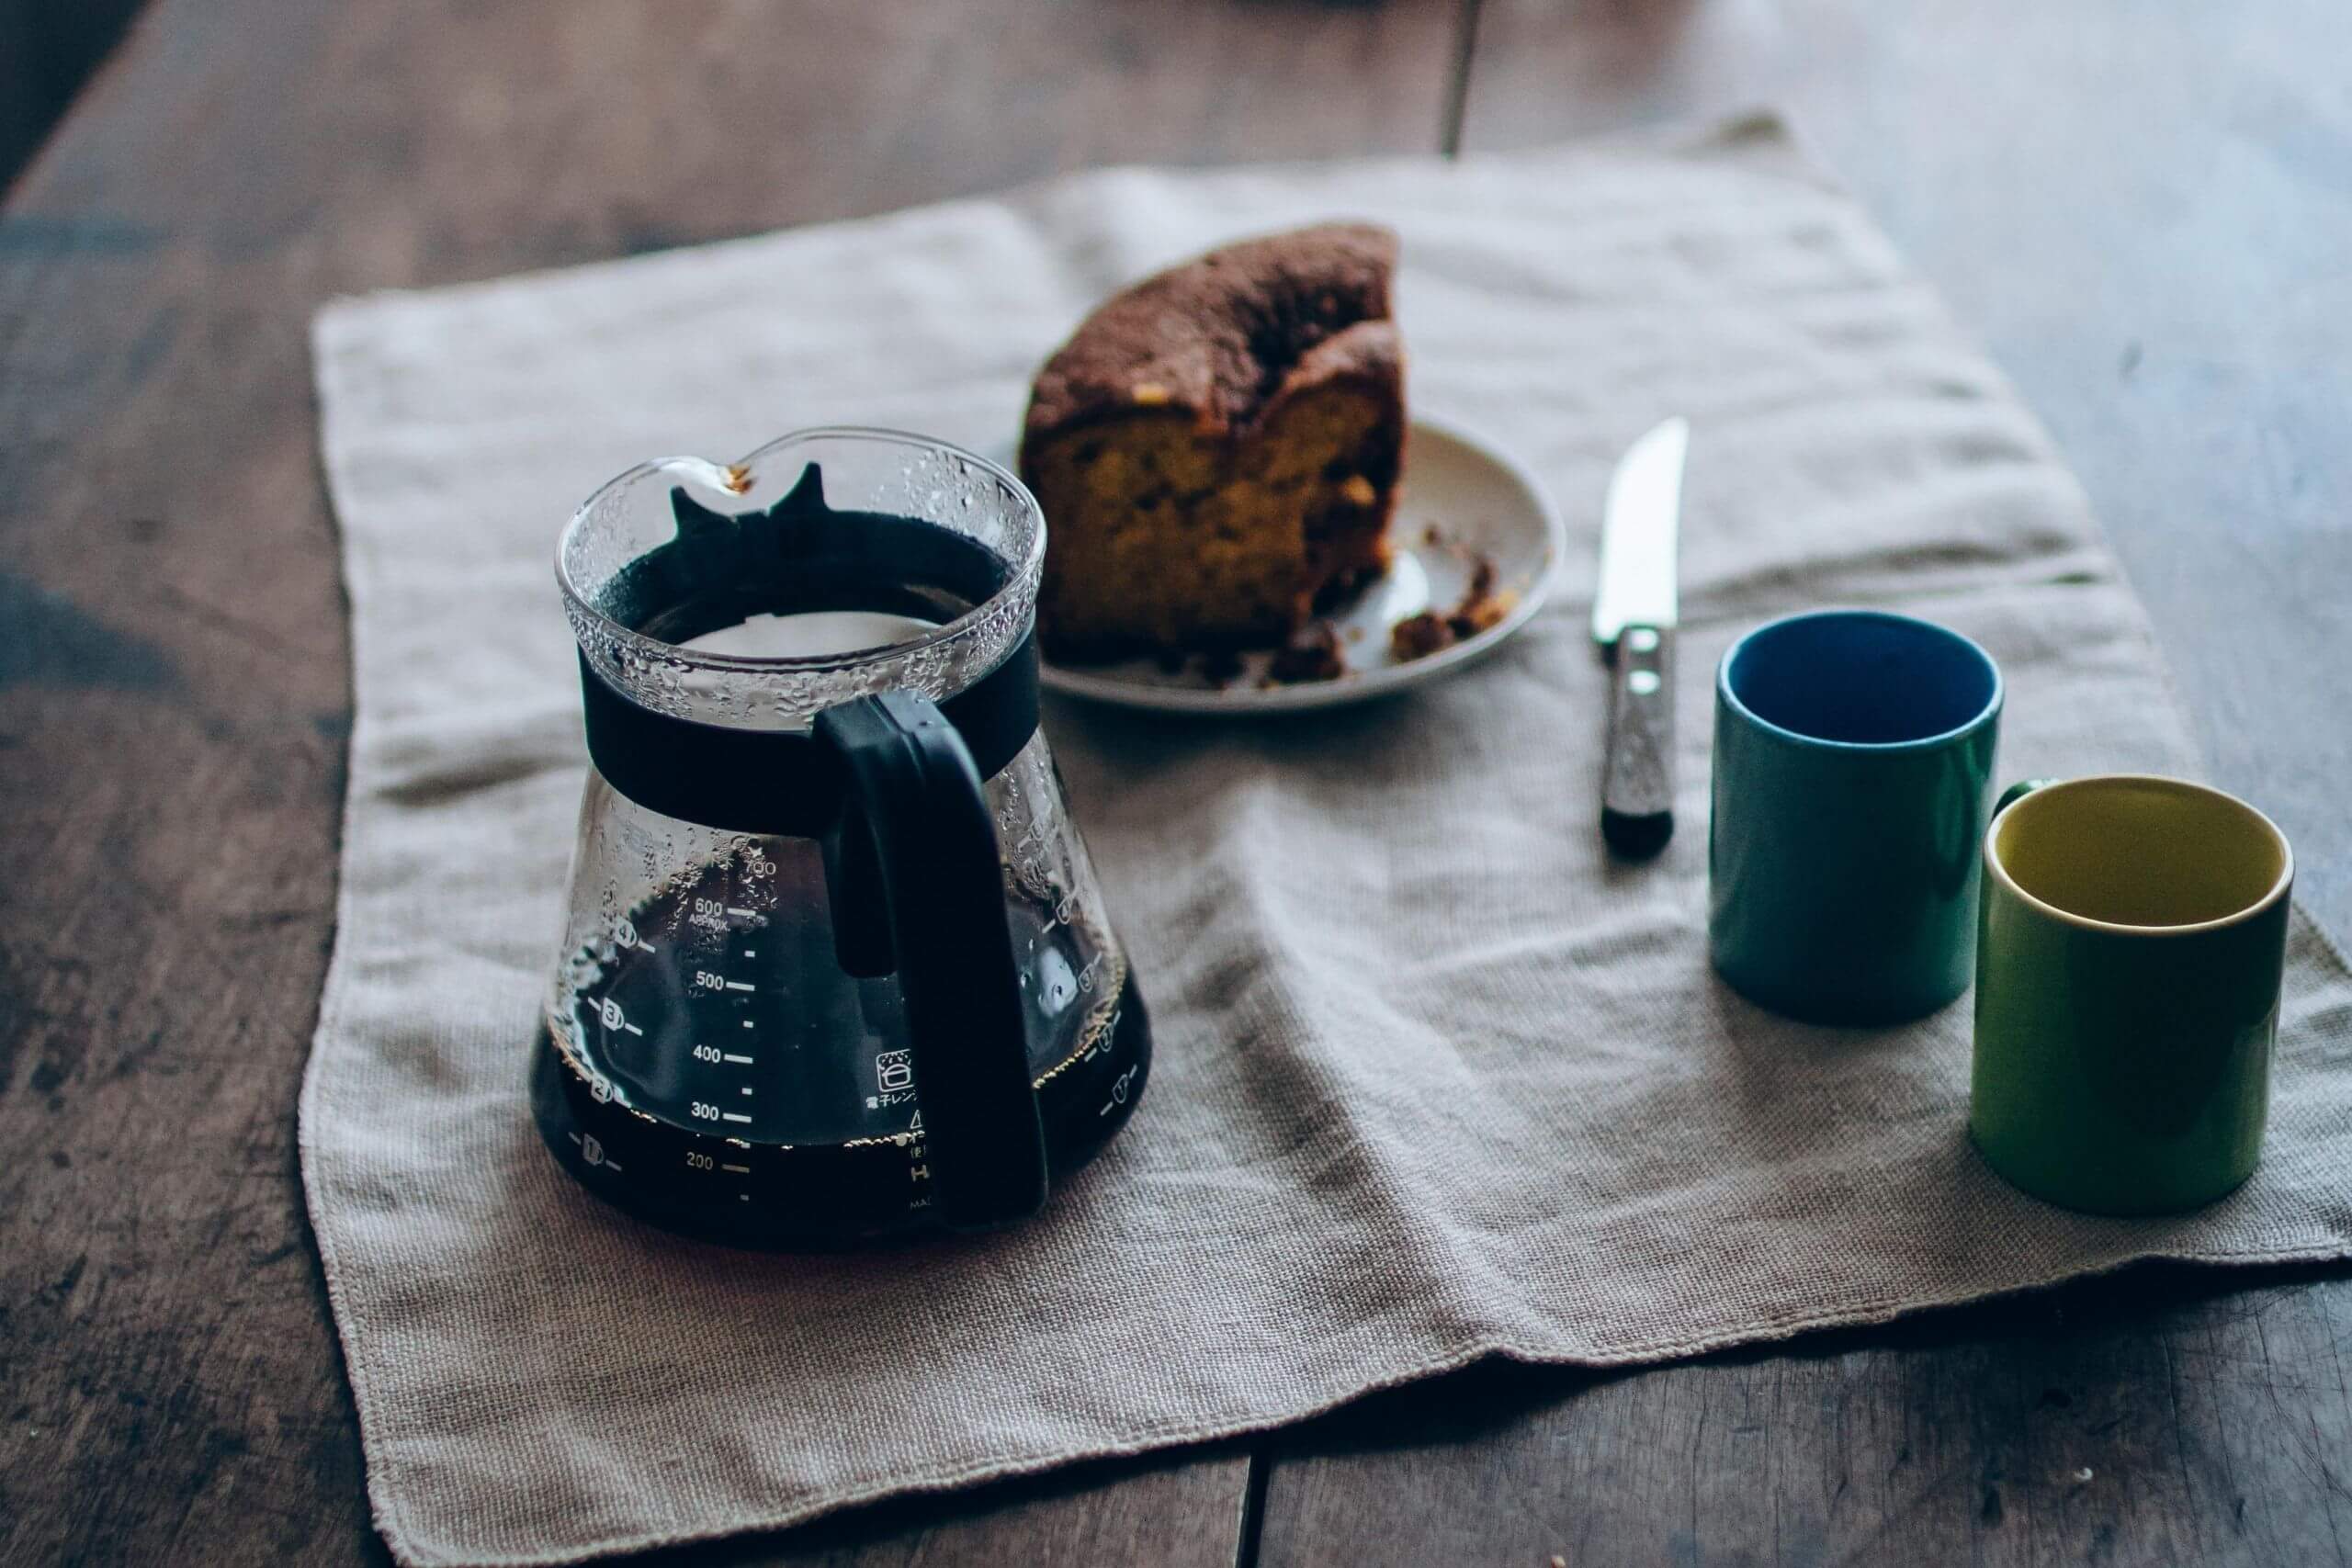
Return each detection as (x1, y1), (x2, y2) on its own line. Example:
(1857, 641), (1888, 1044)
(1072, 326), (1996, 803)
(0, 0), (1458, 1562)
(1258, 4), (2352, 1563)
(1262, 1267), (2352, 1566)
(640, 1451), (1251, 1568)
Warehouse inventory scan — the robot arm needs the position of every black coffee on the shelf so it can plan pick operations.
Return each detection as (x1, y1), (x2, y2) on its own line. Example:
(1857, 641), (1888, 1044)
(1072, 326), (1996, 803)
(530, 849), (1150, 1248)
(551, 850), (1130, 1147)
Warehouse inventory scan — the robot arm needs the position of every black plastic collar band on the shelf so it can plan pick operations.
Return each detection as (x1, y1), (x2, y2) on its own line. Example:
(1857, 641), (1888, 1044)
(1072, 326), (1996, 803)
(579, 630), (1039, 839)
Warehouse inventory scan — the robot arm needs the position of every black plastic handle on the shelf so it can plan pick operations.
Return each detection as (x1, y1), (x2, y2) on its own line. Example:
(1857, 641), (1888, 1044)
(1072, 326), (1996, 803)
(814, 691), (1047, 1232)
(1600, 623), (1676, 859)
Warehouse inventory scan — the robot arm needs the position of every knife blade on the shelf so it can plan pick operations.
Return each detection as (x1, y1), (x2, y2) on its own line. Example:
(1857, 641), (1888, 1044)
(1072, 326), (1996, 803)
(1591, 418), (1688, 859)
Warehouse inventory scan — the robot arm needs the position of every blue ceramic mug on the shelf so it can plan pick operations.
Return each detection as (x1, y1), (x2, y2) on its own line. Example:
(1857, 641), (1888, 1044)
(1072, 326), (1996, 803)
(1709, 609), (2003, 1024)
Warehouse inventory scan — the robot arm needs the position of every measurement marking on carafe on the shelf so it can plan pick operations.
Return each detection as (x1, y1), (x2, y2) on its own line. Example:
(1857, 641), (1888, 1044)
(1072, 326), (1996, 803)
(719, 1162), (751, 1174)
(720, 1111), (752, 1124)
(739, 1087), (752, 1096)
(723, 980), (755, 992)
(726, 907), (756, 918)
(571, 1132), (628, 1172)
(720, 1052), (754, 1064)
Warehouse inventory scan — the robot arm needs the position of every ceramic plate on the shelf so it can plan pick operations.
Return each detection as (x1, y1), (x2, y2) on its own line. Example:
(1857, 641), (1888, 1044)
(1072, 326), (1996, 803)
(1035, 415), (1565, 715)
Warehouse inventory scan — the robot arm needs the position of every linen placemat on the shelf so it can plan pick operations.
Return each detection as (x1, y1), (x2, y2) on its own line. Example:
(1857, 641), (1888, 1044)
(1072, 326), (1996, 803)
(306, 114), (2352, 1566)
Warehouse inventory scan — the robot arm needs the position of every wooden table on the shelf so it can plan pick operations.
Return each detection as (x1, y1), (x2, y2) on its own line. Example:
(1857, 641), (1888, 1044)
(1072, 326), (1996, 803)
(5, 1), (2347, 1562)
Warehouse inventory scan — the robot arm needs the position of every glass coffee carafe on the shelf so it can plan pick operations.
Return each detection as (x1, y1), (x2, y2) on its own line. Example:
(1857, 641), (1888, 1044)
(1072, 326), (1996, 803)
(533, 428), (1148, 1247)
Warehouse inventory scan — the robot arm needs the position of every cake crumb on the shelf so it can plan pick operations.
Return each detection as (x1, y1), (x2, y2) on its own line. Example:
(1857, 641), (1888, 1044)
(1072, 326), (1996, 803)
(1265, 622), (1346, 685)
(1129, 381), (1173, 406)
(1464, 553), (1498, 603)
(1449, 588), (1516, 641)
(1340, 474), (1379, 508)
(1389, 612), (1456, 662)
(1390, 544), (1513, 662)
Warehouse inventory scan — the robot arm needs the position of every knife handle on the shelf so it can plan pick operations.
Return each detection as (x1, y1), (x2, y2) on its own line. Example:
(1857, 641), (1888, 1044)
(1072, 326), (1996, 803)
(1601, 624), (1675, 859)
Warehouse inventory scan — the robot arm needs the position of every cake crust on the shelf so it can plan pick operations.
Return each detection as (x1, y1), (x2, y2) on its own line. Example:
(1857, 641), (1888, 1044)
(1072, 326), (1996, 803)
(1023, 222), (1401, 443)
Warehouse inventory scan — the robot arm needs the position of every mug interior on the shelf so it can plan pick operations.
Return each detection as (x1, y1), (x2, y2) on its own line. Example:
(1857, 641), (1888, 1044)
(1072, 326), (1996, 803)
(1992, 776), (2290, 929)
(1723, 610), (1998, 745)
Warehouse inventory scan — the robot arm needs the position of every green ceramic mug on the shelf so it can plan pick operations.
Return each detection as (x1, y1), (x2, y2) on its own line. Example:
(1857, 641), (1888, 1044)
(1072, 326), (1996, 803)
(1709, 609), (2003, 1024)
(1970, 774), (2293, 1215)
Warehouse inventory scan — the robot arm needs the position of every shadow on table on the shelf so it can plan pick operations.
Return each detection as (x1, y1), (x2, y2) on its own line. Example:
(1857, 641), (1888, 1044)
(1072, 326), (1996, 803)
(612, 1255), (2352, 1565)
(1272, 1254), (2352, 1458)
(620, 1439), (1255, 1566)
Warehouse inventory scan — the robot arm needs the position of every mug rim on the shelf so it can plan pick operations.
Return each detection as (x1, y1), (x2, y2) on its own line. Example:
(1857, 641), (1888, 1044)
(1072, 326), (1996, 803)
(1715, 607), (2004, 754)
(556, 425), (1044, 675)
(1984, 773), (2295, 937)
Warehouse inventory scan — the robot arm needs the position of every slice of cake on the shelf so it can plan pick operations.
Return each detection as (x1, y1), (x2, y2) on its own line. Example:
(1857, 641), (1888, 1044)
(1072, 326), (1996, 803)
(1020, 223), (1406, 660)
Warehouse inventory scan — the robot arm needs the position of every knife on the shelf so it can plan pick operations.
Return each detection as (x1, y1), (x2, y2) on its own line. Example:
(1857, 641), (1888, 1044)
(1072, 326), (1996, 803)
(1591, 418), (1689, 859)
